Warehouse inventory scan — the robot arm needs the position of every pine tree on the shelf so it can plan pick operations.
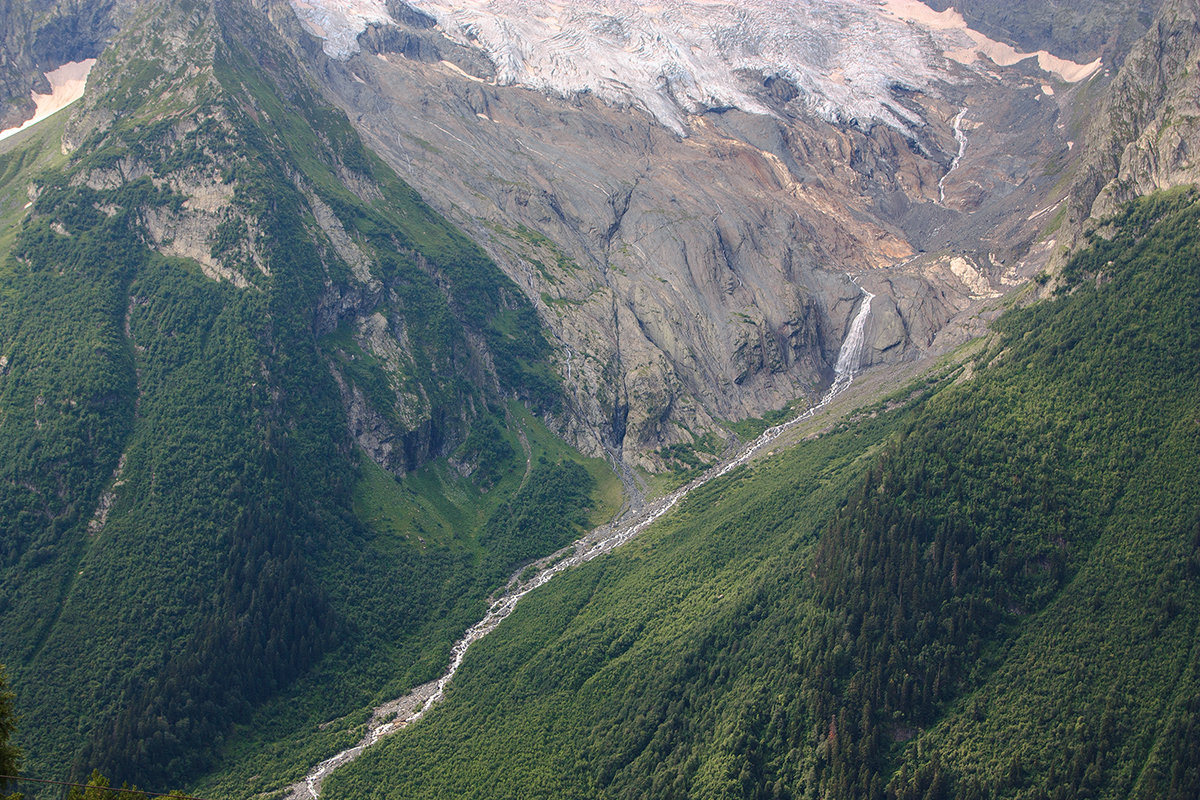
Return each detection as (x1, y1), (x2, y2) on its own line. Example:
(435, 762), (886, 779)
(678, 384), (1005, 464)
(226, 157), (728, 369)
(0, 665), (22, 800)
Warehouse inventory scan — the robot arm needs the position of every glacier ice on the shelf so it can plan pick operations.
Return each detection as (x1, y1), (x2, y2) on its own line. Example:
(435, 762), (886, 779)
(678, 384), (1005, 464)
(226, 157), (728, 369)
(287, 0), (1096, 134)
(290, 0), (394, 59)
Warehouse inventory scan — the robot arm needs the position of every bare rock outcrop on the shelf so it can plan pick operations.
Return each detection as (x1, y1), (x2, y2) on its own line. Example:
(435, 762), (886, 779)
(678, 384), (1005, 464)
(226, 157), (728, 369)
(275, 4), (1087, 468)
(0, 0), (123, 130)
(1073, 0), (1200, 223)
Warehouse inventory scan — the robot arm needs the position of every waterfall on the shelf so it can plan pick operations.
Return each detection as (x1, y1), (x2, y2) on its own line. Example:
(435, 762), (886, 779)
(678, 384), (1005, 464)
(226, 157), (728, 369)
(289, 280), (876, 800)
(835, 290), (874, 375)
(938, 107), (968, 205)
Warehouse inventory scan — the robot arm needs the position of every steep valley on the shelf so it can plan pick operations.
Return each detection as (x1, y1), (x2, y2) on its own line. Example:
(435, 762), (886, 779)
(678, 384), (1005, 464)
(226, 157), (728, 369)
(315, 188), (1200, 800)
(0, 0), (1197, 798)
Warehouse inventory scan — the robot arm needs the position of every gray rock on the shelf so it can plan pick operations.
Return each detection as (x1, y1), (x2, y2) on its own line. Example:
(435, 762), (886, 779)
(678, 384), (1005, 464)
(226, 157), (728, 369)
(280, 6), (1088, 468)
(1073, 0), (1200, 223)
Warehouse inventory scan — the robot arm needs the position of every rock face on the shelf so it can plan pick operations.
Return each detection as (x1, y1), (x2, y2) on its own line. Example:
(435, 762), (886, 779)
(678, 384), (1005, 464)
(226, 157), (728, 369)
(1071, 0), (1200, 224)
(0, 0), (41, 129)
(270, 0), (1096, 469)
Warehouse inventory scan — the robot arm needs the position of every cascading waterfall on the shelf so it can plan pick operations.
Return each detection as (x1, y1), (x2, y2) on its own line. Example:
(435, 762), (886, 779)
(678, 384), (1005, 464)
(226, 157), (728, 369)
(938, 107), (968, 205)
(833, 282), (874, 386)
(289, 280), (876, 799)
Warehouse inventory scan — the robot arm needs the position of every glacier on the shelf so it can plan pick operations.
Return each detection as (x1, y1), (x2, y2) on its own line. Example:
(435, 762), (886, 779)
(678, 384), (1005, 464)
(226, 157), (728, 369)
(288, 0), (1098, 134)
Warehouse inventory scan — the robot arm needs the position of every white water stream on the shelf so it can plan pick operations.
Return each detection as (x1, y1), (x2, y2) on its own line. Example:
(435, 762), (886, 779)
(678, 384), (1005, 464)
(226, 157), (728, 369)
(289, 281), (875, 799)
(937, 107), (968, 205)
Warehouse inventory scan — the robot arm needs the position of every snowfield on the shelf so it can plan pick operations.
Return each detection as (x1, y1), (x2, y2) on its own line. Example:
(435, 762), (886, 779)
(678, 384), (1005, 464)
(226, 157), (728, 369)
(0, 59), (96, 142)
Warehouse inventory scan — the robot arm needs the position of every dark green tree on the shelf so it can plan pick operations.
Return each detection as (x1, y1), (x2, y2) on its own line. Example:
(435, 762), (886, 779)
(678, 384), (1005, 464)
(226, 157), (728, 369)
(0, 664), (22, 800)
(64, 770), (153, 800)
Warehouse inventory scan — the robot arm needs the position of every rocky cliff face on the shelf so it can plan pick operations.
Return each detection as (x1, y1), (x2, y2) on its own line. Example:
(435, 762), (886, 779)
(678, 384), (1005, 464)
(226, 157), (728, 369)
(270, 0), (1099, 469)
(0, 0), (41, 129)
(1071, 0), (1200, 224)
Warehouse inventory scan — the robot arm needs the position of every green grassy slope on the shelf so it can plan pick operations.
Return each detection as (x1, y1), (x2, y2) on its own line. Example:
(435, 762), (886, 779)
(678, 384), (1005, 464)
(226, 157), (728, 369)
(323, 189), (1200, 800)
(0, 112), (70, 258)
(326, 403), (912, 800)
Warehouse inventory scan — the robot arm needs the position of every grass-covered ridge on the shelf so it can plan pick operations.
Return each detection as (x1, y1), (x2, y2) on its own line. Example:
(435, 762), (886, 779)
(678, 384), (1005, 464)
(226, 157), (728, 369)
(322, 189), (1200, 800)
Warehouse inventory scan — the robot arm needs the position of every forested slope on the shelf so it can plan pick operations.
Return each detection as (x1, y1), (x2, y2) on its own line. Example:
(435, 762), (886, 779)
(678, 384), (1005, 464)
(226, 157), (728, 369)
(324, 189), (1200, 800)
(0, 0), (612, 791)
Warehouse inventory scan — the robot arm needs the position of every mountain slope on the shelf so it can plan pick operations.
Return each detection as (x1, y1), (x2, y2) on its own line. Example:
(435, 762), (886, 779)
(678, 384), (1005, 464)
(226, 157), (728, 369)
(920, 0), (1162, 63)
(1, 0), (1197, 796)
(1071, 0), (1200, 225)
(321, 189), (1200, 800)
(0, 0), (614, 788)
(285, 0), (1099, 470)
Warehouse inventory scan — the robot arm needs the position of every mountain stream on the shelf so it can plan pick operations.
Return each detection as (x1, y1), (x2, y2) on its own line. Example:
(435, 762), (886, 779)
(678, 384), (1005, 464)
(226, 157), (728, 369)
(287, 282), (875, 799)
(938, 108), (968, 205)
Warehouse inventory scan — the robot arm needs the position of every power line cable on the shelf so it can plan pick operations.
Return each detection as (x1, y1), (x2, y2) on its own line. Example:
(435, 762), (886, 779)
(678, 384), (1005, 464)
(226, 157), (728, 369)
(0, 774), (211, 800)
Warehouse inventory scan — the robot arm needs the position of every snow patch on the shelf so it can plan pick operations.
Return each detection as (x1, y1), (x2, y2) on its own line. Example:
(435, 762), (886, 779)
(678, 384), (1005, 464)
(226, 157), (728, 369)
(881, 0), (1101, 83)
(0, 59), (96, 142)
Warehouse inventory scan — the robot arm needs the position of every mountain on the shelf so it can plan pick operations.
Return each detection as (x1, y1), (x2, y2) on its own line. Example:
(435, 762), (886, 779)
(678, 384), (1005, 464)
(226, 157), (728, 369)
(0, 0), (1197, 797)
(1070, 0), (1200, 223)
(2, 0), (1130, 474)
(318, 186), (1200, 800)
(294, 0), (1103, 471)
(0, 0), (614, 788)
(919, 0), (1163, 64)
